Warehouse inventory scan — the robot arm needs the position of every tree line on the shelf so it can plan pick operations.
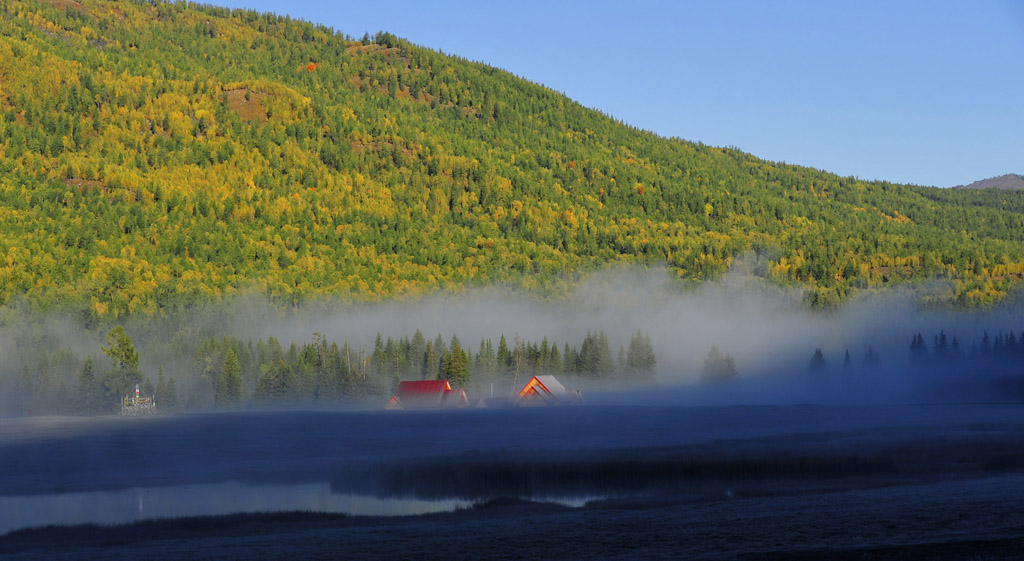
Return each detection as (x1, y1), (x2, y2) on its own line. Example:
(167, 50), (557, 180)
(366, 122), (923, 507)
(804, 329), (1024, 380)
(0, 325), (656, 415)
(699, 327), (1024, 386)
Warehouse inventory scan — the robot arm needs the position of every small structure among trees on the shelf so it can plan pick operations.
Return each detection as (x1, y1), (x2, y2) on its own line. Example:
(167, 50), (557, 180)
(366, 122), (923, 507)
(514, 375), (582, 406)
(120, 384), (157, 416)
(385, 380), (468, 410)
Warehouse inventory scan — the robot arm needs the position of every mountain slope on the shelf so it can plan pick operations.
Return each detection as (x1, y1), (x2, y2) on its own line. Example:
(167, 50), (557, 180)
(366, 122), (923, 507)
(955, 174), (1024, 191)
(1, 0), (1023, 319)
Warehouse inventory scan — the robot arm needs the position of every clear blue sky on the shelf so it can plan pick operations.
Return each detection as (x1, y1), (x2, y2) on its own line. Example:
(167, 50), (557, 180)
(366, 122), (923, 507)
(211, 0), (1023, 188)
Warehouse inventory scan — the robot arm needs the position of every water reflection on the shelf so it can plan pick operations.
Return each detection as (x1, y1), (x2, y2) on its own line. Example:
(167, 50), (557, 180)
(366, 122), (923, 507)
(0, 481), (469, 535)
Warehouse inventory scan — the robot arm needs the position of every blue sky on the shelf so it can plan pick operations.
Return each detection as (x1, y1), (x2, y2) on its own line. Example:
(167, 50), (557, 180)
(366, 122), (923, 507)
(211, 1), (1023, 188)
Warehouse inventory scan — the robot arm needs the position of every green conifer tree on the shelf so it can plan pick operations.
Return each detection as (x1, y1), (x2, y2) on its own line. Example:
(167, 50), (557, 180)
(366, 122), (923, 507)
(75, 356), (104, 413)
(563, 342), (575, 373)
(408, 330), (427, 378)
(424, 340), (439, 380)
(102, 326), (142, 403)
(216, 347), (244, 407)
(626, 329), (657, 378)
(441, 336), (470, 388)
(497, 334), (510, 370)
(548, 341), (561, 372)
(155, 366), (180, 411)
(165, 374), (180, 410)
(701, 344), (737, 383)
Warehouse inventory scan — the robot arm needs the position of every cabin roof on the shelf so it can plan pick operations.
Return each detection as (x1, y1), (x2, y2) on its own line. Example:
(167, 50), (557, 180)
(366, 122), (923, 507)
(440, 388), (468, 406)
(516, 375), (579, 405)
(532, 375), (568, 395)
(388, 380), (468, 409)
(397, 380), (452, 399)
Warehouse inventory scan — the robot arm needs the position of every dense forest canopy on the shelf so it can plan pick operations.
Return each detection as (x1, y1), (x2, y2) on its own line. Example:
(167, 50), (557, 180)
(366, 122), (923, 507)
(1, 0), (1023, 322)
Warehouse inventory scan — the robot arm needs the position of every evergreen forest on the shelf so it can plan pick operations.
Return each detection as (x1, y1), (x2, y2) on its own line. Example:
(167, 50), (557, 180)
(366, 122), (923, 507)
(1, 324), (657, 415)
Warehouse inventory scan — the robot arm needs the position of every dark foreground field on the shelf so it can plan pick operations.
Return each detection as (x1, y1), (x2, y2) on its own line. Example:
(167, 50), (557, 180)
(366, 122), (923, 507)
(2, 403), (1024, 560)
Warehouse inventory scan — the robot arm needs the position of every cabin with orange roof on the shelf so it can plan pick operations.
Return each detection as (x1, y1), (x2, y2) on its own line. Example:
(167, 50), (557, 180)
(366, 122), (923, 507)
(514, 375), (582, 407)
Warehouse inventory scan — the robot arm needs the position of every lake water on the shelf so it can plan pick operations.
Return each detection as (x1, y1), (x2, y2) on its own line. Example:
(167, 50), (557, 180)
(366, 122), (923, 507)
(0, 481), (469, 535)
(3, 403), (1023, 542)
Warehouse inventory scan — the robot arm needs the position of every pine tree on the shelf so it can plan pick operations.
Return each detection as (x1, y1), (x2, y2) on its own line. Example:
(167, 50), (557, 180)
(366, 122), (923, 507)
(155, 366), (167, 406)
(909, 333), (928, 362)
(598, 332), (614, 376)
(563, 342), (575, 374)
(475, 338), (496, 378)
(701, 344), (737, 383)
(142, 377), (155, 399)
(255, 361), (282, 402)
(391, 370), (402, 395)
(340, 340), (357, 396)
(579, 331), (614, 377)
(625, 329), (656, 378)
(75, 356), (104, 413)
(155, 367), (180, 411)
(311, 332), (331, 400)
(442, 336), (470, 388)
(497, 334), (510, 370)
(386, 336), (405, 377)
(423, 340), (439, 380)
(548, 341), (561, 372)
(255, 336), (288, 402)
(216, 347), (244, 407)
(324, 342), (344, 400)
(165, 374), (180, 410)
(282, 343), (301, 397)
(102, 326), (142, 402)
(510, 335), (527, 390)
(434, 334), (446, 359)
(194, 337), (225, 392)
(408, 330), (427, 378)
(808, 348), (827, 374)
(370, 332), (386, 376)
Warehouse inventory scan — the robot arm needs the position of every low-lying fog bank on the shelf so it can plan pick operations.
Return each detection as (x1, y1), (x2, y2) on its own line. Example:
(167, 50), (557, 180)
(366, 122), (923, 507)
(2, 268), (1024, 417)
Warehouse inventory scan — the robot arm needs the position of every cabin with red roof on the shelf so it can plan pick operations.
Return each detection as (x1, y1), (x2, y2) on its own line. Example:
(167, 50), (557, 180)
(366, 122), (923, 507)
(385, 380), (469, 410)
(515, 375), (582, 407)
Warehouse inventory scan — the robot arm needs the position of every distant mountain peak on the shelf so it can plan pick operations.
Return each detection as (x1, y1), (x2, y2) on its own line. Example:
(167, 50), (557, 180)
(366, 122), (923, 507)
(954, 174), (1024, 191)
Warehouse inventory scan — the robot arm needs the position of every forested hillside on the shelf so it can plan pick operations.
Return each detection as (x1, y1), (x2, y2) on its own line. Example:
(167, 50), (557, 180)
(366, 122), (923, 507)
(2, 0), (1024, 319)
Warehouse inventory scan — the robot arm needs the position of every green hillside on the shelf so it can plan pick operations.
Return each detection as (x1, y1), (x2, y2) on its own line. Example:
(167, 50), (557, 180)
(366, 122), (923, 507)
(1, 0), (1023, 319)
